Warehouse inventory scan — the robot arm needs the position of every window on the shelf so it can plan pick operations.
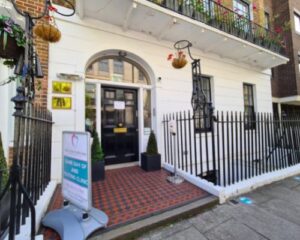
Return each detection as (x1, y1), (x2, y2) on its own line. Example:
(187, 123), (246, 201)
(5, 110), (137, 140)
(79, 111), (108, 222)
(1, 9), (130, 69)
(243, 84), (255, 130)
(86, 57), (150, 85)
(85, 84), (96, 134)
(264, 12), (270, 30)
(139, 70), (144, 81)
(233, 0), (250, 19)
(295, 13), (300, 33)
(98, 59), (109, 72)
(143, 89), (152, 134)
(113, 60), (124, 75)
(194, 76), (212, 132)
(298, 53), (300, 72)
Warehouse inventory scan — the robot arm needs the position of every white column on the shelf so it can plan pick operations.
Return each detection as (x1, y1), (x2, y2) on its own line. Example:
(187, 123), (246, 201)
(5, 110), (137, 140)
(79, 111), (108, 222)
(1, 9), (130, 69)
(138, 87), (144, 165)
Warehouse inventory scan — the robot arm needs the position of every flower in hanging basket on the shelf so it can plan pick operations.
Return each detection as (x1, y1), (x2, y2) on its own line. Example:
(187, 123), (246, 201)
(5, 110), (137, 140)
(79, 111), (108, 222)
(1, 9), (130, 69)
(168, 51), (187, 69)
(33, 16), (61, 43)
(0, 15), (26, 60)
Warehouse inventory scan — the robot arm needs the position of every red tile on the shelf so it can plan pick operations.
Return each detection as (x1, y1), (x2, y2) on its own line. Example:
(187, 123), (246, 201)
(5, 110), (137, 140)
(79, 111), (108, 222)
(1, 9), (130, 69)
(42, 167), (209, 240)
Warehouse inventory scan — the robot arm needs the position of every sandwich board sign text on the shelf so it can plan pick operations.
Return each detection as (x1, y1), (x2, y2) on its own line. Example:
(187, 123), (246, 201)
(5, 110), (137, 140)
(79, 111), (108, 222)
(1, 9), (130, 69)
(62, 132), (91, 211)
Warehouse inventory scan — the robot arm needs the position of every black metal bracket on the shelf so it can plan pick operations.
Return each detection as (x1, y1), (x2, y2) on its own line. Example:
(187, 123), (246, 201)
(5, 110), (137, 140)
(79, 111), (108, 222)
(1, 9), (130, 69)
(173, 40), (214, 115)
(10, 0), (76, 100)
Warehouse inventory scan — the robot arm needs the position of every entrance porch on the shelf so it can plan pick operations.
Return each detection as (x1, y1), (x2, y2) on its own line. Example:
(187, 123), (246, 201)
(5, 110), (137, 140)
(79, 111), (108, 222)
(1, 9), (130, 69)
(43, 166), (213, 239)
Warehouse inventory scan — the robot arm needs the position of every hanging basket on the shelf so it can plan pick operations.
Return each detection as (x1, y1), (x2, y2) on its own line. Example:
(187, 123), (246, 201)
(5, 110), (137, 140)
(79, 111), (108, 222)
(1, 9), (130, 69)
(33, 23), (61, 43)
(0, 35), (23, 60)
(172, 57), (187, 69)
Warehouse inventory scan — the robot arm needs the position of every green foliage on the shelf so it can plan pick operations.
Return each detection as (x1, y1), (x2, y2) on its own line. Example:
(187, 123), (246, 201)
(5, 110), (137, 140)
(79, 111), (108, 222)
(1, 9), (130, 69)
(0, 15), (26, 70)
(146, 131), (158, 155)
(0, 133), (8, 191)
(0, 15), (26, 49)
(91, 130), (104, 164)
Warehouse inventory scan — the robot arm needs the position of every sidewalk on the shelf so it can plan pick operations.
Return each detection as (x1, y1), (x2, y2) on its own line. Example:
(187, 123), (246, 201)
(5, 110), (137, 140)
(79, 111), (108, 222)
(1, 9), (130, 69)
(138, 175), (300, 240)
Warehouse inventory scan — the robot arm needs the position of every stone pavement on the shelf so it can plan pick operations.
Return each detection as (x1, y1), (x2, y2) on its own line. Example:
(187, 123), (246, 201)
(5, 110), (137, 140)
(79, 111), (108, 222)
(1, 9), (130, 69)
(138, 176), (300, 240)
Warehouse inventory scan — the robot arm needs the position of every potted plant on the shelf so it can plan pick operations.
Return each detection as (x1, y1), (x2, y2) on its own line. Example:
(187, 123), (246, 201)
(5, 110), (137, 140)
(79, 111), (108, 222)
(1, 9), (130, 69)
(168, 50), (188, 69)
(91, 130), (105, 182)
(141, 131), (161, 171)
(0, 15), (26, 61)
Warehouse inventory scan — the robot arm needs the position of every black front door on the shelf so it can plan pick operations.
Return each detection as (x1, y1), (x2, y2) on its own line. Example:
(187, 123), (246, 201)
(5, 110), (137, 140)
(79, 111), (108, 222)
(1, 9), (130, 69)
(101, 87), (139, 165)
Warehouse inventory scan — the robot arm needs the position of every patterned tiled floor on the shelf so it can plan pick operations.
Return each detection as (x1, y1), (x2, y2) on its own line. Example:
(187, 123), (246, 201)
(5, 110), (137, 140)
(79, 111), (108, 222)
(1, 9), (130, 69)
(42, 166), (209, 239)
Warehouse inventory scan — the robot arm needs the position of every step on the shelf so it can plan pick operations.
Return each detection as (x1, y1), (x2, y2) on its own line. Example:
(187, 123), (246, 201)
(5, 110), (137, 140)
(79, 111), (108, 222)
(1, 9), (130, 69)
(89, 195), (218, 240)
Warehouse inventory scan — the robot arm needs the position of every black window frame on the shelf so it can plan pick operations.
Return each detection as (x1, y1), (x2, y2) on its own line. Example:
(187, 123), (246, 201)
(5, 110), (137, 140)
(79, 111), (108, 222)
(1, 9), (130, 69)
(194, 76), (212, 133)
(243, 83), (256, 130)
(264, 11), (270, 30)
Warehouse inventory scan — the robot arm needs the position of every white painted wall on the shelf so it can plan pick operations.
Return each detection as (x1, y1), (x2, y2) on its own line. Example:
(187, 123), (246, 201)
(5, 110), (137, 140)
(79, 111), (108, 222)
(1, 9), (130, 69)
(48, 15), (272, 181)
(0, 61), (15, 159)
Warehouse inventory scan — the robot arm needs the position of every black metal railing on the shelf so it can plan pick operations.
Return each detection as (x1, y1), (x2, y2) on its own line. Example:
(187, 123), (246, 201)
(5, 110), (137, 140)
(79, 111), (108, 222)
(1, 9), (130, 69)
(163, 111), (300, 187)
(0, 168), (9, 239)
(148, 0), (286, 55)
(0, 90), (53, 239)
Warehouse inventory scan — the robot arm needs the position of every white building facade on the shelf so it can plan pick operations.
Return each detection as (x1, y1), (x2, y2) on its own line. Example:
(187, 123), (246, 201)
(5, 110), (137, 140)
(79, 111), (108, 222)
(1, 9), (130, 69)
(47, 0), (288, 182)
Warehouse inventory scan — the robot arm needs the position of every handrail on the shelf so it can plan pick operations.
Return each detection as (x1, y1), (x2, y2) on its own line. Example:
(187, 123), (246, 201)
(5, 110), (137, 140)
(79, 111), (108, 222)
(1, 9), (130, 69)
(148, 0), (286, 56)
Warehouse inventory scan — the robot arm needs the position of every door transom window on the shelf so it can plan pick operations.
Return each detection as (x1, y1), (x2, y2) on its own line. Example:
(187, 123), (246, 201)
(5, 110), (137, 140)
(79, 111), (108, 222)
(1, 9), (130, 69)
(86, 57), (150, 85)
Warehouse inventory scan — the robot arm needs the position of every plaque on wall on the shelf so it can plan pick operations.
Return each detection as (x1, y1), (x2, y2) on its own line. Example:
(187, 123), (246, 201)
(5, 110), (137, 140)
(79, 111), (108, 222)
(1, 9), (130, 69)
(52, 97), (72, 110)
(52, 81), (72, 94)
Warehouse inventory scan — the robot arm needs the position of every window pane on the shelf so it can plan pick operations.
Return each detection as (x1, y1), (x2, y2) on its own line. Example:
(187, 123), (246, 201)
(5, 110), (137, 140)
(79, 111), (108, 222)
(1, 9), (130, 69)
(113, 60), (124, 75)
(143, 90), (151, 133)
(123, 61), (133, 83)
(105, 106), (116, 125)
(98, 59), (109, 72)
(233, 0), (250, 19)
(264, 12), (270, 29)
(243, 84), (255, 130)
(105, 90), (115, 99)
(125, 106), (134, 125)
(298, 54), (300, 72)
(194, 76), (212, 132)
(85, 84), (96, 134)
(295, 13), (300, 32)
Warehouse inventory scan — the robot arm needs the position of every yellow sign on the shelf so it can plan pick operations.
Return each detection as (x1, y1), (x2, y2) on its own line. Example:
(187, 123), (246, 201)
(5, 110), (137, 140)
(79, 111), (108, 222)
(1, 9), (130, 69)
(52, 97), (72, 110)
(52, 81), (72, 94)
(113, 128), (127, 133)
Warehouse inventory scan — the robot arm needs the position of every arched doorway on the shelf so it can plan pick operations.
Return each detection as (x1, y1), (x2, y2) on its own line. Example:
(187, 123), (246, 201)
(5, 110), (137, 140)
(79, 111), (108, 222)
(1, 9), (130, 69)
(85, 52), (152, 165)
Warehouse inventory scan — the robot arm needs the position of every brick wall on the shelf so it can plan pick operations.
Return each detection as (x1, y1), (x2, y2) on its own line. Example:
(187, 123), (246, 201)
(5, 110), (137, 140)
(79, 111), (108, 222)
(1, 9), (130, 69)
(263, 0), (273, 28)
(15, 0), (49, 108)
(13, 0), (75, 108)
(270, 0), (300, 98)
(253, 0), (264, 26)
(53, 0), (75, 8)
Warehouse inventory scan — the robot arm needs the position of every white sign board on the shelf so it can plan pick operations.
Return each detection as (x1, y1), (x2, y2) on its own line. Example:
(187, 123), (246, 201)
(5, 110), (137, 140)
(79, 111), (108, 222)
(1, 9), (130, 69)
(62, 132), (91, 211)
(114, 101), (125, 110)
(168, 120), (177, 135)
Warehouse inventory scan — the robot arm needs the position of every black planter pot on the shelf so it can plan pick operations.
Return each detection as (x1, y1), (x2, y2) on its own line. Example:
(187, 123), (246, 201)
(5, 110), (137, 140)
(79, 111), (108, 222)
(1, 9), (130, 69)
(141, 153), (161, 172)
(92, 161), (105, 182)
(0, 190), (10, 233)
(199, 170), (218, 185)
(0, 35), (23, 60)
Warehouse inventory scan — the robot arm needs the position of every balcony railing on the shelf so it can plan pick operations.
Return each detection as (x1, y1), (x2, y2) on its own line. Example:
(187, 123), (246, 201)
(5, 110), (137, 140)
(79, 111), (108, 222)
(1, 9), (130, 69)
(148, 0), (286, 56)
